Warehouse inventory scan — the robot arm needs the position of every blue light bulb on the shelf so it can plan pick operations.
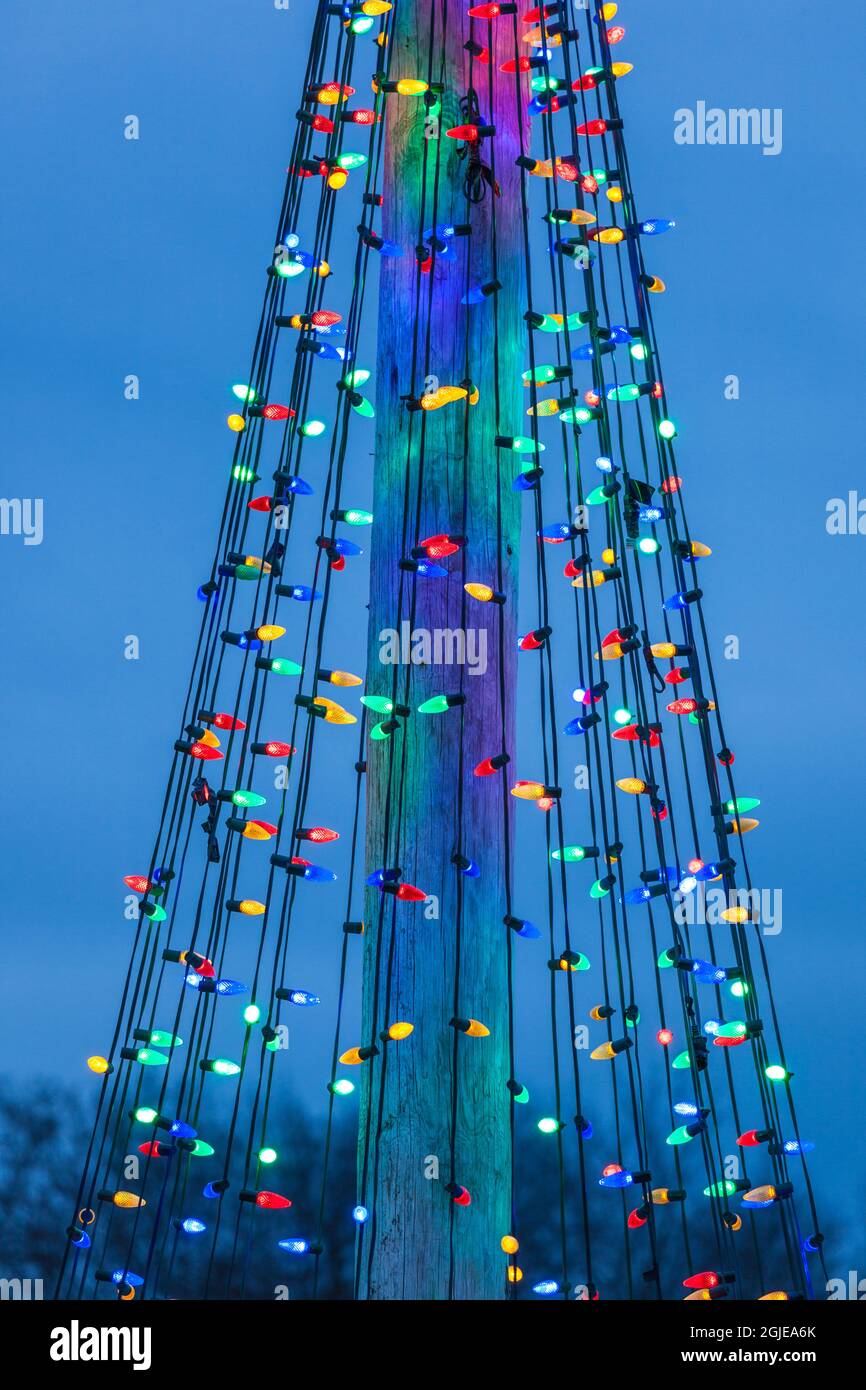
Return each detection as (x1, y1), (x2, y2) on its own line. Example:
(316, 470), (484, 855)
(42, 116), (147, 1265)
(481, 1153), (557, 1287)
(287, 990), (320, 1007)
(352, 1205), (369, 1224)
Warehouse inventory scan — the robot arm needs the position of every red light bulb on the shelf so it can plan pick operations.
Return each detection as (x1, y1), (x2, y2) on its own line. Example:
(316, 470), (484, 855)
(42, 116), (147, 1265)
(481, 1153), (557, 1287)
(124, 875), (152, 894)
(256, 1191), (292, 1209)
(666, 698), (698, 715)
(248, 495), (273, 513)
(576, 119), (608, 136)
(297, 826), (340, 843)
(683, 1271), (719, 1291)
(262, 403), (294, 421)
(262, 741), (295, 758)
(213, 713), (247, 731)
(395, 883), (426, 902)
(656, 1028), (673, 1046)
(190, 743), (223, 761)
(311, 309), (342, 327)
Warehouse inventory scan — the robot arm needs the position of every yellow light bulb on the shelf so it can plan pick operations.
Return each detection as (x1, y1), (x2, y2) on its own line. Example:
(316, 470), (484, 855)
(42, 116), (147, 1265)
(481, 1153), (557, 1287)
(728, 817), (759, 836)
(572, 569), (606, 588)
(527, 398), (560, 417)
(113, 1191), (146, 1209)
(601, 547), (616, 565)
(87, 1056), (110, 1075)
(339, 1047), (365, 1065)
(420, 385), (467, 411)
(227, 414), (246, 433)
(684, 1289), (711, 1302)
(590, 1042), (616, 1060)
(329, 670), (363, 687)
(466, 1019), (490, 1038)
(606, 186), (623, 203)
(651, 1188), (670, 1205)
(314, 696), (357, 725)
(599, 642), (623, 660)
(562, 209), (596, 226)
(690, 541), (712, 557)
(601, 3), (617, 19)
(464, 582), (493, 602)
(239, 900), (266, 916)
(387, 1022), (414, 1041)
(256, 625), (285, 641)
(243, 823), (271, 842)
(507, 1265), (523, 1283)
(721, 906), (752, 924)
(611, 62), (633, 78)
(511, 781), (545, 801)
(759, 1291), (788, 1301)
(198, 729), (221, 749)
(396, 78), (428, 95)
(500, 1235), (519, 1255)
(647, 276), (665, 293)
(328, 169), (348, 190)
(616, 777), (647, 794)
(594, 227), (625, 245)
(650, 642), (677, 658)
(744, 1185), (776, 1204)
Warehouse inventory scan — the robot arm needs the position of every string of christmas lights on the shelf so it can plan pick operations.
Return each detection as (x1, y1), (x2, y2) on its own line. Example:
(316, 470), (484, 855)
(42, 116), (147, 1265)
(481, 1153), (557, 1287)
(60, 0), (825, 1303)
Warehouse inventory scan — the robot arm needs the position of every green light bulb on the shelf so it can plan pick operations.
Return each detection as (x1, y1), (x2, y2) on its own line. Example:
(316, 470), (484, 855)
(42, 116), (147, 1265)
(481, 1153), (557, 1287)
(212, 1059), (241, 1077)
(258, 1147), (278, 1165)
(552, 845), (586, 862)
(300, 419), (326, 437)
(232, 790), (267, 808)
(613, 707), (632, 725)
(724, 797), (760, 814)
(667, 1125), (696, 1145)
(134, 1106), (158, 1124)
(343, 369), (370, 389)
(704, 1179), (736, 1198)
(672, 1050), (691, 1070)
(765, 1064), (788, 1082)
(136, 1049), (168, 1067)
(351, 396), (375, 418)
(360, 695), (394, 715)
(233, 465), (256, 483)
(658, 418), (677, 440)
(638, 537), (661, 555)
(418, 695), (450, 714)
(330, 1079), (355, 1096)
(338, 152), (367, 170)
(629, 342), (647, 361)
(590, 879), (611, 899)
(231, 383), (257, 402)
(343, 509), (373, 526)
(243, 1004), (261, 1025)
(269, 658), (302, 676)
(148, 1031), (182, 1048)
(190, 1140), (214, 1156)
(537, 1117), (562, 1134)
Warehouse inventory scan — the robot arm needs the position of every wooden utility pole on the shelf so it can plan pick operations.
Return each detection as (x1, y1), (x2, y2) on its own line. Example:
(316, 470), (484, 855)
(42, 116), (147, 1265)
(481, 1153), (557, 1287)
(360, 10), (528, 1299)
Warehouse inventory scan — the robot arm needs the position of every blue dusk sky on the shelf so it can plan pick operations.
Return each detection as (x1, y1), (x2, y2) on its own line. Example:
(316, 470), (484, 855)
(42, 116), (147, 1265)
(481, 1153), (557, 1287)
(2, 0), (864, 1280)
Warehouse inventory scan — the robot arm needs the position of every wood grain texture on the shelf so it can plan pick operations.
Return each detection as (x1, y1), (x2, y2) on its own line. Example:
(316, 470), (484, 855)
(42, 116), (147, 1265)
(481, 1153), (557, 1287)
(358, 7), (528, 1299)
